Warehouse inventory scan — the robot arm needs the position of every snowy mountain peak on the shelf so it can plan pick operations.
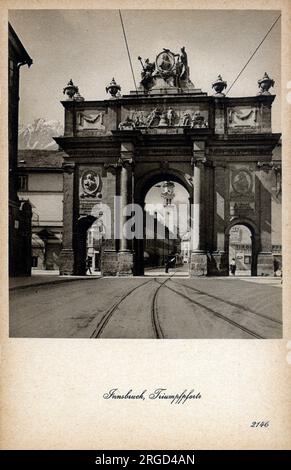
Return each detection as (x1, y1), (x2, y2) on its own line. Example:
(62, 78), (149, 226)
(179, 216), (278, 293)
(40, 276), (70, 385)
(18, 119), (64, 150)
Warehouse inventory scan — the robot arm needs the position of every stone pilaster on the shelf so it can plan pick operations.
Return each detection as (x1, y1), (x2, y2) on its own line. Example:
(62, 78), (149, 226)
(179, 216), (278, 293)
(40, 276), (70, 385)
(256, 164), (274, 276)
(59, 162), (75, 275)
(118, 142), (134, 275)
(190, 141), (208, 276)
(103, 143), (134, 276)
(209, 164), (228, 276)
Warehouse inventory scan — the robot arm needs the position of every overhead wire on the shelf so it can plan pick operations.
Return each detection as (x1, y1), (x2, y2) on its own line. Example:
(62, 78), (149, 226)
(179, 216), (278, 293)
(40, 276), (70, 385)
(226, 14), (281, 95)
(119, 10), (138, 94)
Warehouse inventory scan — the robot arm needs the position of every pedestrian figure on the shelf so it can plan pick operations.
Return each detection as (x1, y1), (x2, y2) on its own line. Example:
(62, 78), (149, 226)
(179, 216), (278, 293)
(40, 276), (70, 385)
(230, 258), (236, 276)
(165, 259), (169, 274)
(165, 255), (176, 273)
(86, 257), (92, 275)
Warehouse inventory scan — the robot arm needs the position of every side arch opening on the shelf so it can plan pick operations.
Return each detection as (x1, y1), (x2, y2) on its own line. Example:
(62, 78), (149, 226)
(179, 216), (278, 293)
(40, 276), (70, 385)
(225, 221), (258, 276)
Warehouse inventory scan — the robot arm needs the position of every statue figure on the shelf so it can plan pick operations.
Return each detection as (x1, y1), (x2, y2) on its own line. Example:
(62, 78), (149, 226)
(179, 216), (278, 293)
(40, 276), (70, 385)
(180, 112), (191, 127)
(146, 108), (160, 127)
(159, 112), (168, 127)
(132, 111), (146, 127)
(191, 111), (205, 128)
(174, 58), (183, 88)
(180, 46), (189, 81)
(138, 56), (155, 90)
(167, 107), (175, 126)
(119, 116), (135, 130)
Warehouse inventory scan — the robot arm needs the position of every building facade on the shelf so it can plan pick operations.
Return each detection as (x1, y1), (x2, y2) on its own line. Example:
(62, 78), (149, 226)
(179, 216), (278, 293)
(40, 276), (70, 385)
(18, 150), (64, 271)
(9, 23), (33, 276)
(55, 48), (281, 277)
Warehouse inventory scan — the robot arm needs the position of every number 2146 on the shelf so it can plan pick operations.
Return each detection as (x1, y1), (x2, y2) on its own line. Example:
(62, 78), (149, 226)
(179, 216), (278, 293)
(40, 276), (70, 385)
(251, 421), (269, 428)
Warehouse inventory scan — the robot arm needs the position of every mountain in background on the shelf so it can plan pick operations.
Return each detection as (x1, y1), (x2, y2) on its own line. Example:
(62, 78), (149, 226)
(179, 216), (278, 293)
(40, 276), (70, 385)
(18, 119), (63, 150)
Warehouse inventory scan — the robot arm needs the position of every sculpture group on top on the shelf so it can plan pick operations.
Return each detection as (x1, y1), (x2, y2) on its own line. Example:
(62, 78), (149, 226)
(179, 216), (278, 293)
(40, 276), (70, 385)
(138, 47), (194, 91)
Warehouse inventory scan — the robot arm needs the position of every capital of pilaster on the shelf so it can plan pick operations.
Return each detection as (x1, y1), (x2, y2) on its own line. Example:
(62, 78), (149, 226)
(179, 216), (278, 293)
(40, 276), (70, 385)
(62, 162), (75, 174)
(104, 156), (134, 171)
(256, 161), (274, 172)
(191, 156), (207, 168)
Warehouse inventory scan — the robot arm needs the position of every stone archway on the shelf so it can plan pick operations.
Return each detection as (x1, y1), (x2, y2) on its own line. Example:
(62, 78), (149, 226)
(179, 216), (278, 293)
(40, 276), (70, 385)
(134, 168), (193, 275)
(55, 47), (280, 277)
(225, 219), (259, 276)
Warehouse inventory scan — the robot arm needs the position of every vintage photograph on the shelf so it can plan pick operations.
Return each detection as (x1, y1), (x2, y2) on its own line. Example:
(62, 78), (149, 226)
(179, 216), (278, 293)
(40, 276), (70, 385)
(8, 9), (282, 339)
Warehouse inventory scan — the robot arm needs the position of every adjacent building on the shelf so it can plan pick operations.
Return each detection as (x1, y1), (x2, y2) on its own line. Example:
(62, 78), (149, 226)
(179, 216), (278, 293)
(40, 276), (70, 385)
(18, 150), (64, 271)
(9, 23), (33, 276)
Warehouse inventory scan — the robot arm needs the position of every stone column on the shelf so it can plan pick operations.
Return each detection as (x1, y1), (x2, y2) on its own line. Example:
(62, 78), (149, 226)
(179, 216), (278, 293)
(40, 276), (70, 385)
(210, 164), (228, 275)
(192, 162), (203, 251)
(59, 162), (75, 275)
(190, 141), (208, 276)
(117, 142), (134, 275)
(119, 163), (130, 251)
(256, 164), (274, 276)
(102, 165), (119, 276)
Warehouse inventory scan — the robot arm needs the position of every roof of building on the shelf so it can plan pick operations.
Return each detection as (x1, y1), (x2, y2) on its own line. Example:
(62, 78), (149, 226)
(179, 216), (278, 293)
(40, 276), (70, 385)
(18, 150), (66, 169)
(9, 23), (33, 66)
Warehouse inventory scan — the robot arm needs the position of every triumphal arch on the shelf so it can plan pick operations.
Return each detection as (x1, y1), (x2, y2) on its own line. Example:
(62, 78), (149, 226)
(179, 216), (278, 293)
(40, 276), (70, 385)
(55, 47), (280, 277)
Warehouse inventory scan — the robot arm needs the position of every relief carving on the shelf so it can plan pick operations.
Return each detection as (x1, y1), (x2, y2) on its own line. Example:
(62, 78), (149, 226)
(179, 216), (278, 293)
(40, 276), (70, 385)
(77, 111), (105, 130)
(228, 107), (258, 127)
(79, 169), (102, 199)
(119, 107), (208, 129)
(231, 168), (253, 195)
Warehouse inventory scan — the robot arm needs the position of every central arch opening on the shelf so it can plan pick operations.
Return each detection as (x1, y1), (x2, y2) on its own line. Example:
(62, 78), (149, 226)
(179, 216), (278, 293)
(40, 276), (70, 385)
(136, 174), (191, 277)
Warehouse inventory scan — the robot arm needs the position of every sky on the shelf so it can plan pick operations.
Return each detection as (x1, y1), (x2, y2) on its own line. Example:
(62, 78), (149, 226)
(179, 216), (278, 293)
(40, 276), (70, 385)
(9, 9), (281, 131)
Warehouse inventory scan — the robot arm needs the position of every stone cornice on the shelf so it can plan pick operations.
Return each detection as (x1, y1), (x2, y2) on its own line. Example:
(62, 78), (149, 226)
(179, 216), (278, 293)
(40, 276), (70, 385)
(60, 94), (276, 110)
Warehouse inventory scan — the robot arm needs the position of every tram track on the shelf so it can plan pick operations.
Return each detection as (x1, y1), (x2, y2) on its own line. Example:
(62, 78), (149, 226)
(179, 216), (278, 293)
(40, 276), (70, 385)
(151, 273), (177, 338)
(170, 279), (282, 326)
(91, 272), (177, 339)
(159, 281), (266, 339)
(90, 279), (153, 338)
(91, 271), (277, 339)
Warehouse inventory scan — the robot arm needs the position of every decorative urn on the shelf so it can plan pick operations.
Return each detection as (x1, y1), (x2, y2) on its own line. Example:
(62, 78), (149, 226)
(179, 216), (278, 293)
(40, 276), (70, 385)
(63, 79), (78, 100)
(74, 90), (85, 101)
(106, 78), (121, 98)
(212, 75), (227, 96)
(257, 72), (275, 95)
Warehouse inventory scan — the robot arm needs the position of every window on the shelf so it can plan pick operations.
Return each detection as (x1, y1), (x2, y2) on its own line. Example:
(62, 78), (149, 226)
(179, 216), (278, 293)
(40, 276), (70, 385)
(31, 256), (38, 267)
(18, 175), (28, 191)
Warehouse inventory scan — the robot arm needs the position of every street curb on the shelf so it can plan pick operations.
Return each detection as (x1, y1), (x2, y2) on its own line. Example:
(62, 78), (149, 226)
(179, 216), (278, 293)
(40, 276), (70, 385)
(9, 276), (103, 292)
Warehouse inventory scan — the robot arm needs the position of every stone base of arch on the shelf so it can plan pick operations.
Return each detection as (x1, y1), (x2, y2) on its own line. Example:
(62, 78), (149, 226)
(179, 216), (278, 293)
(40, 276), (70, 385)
(189, 251), (208, 277)
(102, 250), (134, 276)
(117, 251), (134, 276)
(207, 251), (229, 276)
(257, 252), (274, 276)
(59, 249), (74, 275)
(102, 250), (118, 276)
